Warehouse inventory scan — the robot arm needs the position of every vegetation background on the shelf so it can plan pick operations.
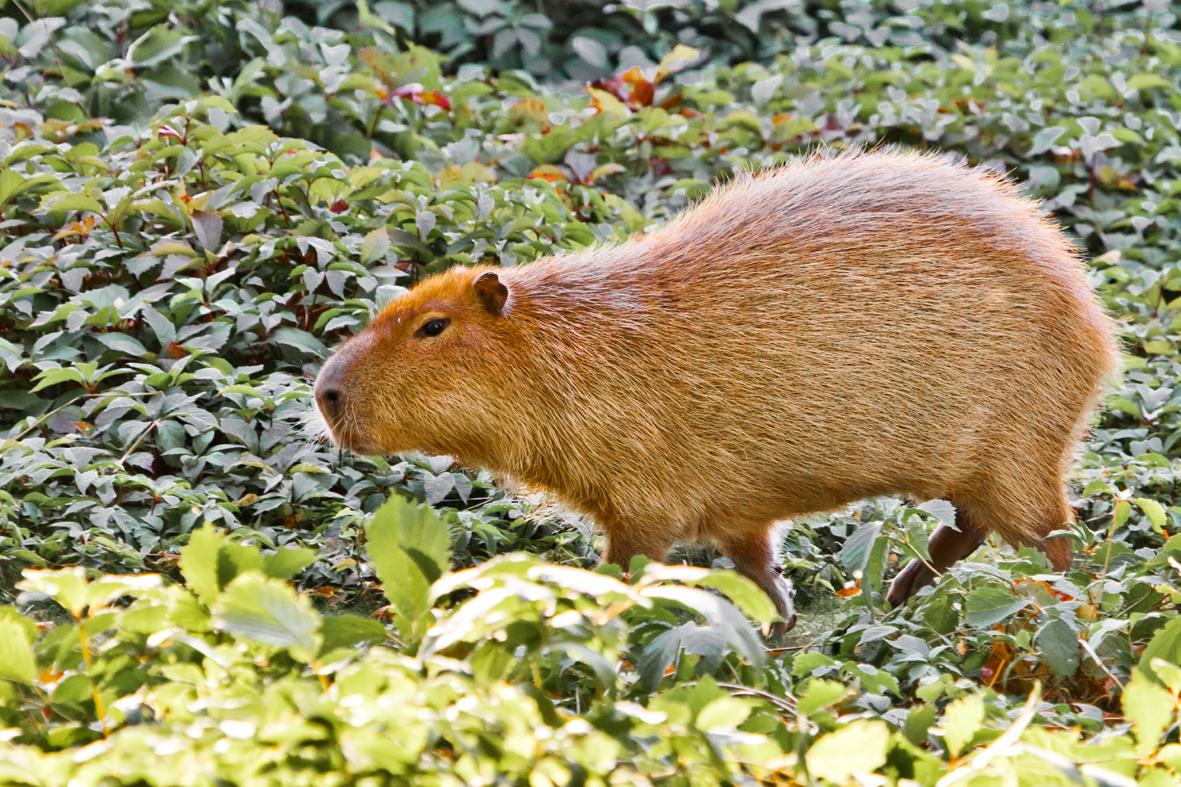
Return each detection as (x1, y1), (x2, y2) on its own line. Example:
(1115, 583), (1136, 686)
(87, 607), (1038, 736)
(0, 0), (1179, 783)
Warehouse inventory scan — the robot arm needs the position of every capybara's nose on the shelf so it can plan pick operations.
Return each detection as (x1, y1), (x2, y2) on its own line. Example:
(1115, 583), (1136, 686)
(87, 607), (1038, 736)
(314, 355), (347, 424)
(316, 384), (342, 421)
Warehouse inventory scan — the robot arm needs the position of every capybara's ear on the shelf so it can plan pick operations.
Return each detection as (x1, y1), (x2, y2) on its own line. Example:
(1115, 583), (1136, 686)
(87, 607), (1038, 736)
(473, 271), (509, 315)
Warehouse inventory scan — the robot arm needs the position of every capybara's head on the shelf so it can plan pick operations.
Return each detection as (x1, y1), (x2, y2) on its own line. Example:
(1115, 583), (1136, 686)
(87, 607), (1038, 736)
(314, 266), (512, 457)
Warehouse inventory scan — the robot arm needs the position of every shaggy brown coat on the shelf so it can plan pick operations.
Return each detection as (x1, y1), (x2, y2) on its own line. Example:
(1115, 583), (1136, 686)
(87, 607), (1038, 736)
(315, 150), (1121, 630)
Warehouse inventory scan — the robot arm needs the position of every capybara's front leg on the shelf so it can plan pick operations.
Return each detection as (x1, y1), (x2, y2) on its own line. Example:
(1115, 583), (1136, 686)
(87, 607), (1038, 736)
(887, 517), (987, 606)
(721, 528), (796, 636)
(602, 524), (673, 574)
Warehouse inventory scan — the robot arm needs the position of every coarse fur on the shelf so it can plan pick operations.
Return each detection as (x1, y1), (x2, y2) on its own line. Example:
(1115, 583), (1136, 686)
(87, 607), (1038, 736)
(315, 149), (1122, 631)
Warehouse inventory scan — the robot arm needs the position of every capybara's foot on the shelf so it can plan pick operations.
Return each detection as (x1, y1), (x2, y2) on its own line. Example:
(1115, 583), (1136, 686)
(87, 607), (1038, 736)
(767, 616), (796, 640)
(766, 573), (797, 637)
(886, 559), (936, 607)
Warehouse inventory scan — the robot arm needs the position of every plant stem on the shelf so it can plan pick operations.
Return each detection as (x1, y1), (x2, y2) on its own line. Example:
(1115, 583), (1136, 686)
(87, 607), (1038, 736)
(78, 624), (109, 738)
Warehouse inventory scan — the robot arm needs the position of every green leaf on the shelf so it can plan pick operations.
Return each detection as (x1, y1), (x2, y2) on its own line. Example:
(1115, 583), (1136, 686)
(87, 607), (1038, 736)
(0, 619), (37, 685)
(1123, 669), (1175, 755)
(1126, 73), (1169, 92)
(84, 574), (163, 610)
(656, 44), (699, 80)
(272, 327), (328, 359)
(263, 546), (318, 581)
(1029, 125), (1065, 155)
(642, 585), (766, 670)
(1035, 617), (1079, 677)
(796, 678), (849, 716)
(635, 623), (725, 692)
(1140, 616), (1181, 684)
(1134, 498), (1168, 534)
(29, 366), (87, 393)
(695, 696), (750, 732)
(42, 192), (103, 216)
(127, 26), (196, 68)
(939, 693), (985, 757)
(17, 567), (89, 618)
(841, 521), (882, 575)
(0, 170), (59, 209)
(180, 525), (228, 607)
(319, 614), (389, 655)
(212, 573), (321, 661)
(95, 332), (149, 357)
(640, 564), (776, 623)
(191, 210), (223, 251)
(805, 720), (890, 782)
(964, 586), (1029, 627)
(360, 227), (391, 264)
(366, 495), (452, 644)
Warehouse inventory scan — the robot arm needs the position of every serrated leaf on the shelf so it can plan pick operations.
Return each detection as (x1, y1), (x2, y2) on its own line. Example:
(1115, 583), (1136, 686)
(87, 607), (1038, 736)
(805, 720), (889, 782)
(17, 567), (88, 618)
(319, 614), (389, 655)
(366, 495), (452, 644)
(1140, 616), (1181, 685)
(180, 525), (227, 607)
(940, 693), (985, 757)
(213, 573), (321, 661)
(1123, 669), (1174, 755)
(796, 678), (849, 716)
(262, 546), (317, 581)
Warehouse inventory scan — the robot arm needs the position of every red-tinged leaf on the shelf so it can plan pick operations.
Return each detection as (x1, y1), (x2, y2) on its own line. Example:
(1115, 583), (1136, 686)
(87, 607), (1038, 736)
(526, 166), (566, 183)
(835, 581), (861, 598)
(422, 90), (451, 110)
(622, 67), (655, 108)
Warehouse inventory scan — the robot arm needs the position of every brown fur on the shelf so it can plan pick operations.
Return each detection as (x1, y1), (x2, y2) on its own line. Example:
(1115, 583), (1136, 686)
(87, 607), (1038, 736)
(315, 149), (1121, 630)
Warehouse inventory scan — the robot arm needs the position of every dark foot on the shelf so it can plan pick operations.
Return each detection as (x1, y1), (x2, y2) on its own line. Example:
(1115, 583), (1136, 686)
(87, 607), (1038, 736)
(767, 615), (796, 640)
(886, 559), (935, 607)
(766, 574), (796, 637)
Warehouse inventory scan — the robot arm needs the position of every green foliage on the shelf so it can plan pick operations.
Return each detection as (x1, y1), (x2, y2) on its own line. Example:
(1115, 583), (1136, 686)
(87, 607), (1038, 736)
(1, 0), (1180, 782)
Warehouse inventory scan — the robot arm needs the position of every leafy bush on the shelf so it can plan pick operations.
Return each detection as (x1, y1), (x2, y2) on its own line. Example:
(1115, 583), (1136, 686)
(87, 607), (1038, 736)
(3, 498), (1179, 784)
(1, 0), (1180, 783)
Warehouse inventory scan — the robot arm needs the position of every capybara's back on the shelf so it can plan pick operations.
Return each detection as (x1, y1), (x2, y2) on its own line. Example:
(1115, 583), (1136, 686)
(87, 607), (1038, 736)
(315, 149), (1121, 631)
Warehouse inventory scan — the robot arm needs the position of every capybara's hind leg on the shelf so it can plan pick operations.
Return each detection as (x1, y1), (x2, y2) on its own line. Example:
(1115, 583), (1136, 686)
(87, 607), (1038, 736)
(977, 471), (1076, 572)
(888, 475), (1077, 606)
(1025, 485), (1075, 572)
(887, 507), (988, 607)
(720, 527), (796, 635)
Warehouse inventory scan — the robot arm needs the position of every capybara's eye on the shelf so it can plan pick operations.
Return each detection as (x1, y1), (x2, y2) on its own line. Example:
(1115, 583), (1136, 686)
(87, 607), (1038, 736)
(417, 318), (450, 338)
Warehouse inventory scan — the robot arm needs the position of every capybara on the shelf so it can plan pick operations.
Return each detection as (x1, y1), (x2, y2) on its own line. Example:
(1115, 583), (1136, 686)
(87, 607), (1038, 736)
(314, 149), (1120, 633)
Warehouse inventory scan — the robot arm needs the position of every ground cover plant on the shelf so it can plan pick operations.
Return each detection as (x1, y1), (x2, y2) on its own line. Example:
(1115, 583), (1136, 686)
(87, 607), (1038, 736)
(0, 0), (1180, 783)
